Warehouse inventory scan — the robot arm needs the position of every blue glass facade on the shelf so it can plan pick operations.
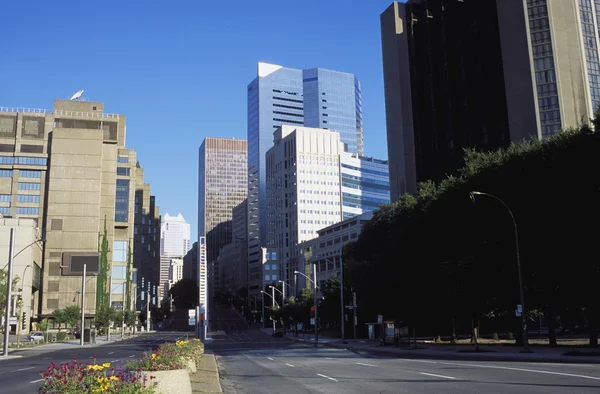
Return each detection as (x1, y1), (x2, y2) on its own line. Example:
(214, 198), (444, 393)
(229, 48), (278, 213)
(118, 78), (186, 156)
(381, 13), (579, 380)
(303, 68), (363, 155)
(339, 153), (390, 219)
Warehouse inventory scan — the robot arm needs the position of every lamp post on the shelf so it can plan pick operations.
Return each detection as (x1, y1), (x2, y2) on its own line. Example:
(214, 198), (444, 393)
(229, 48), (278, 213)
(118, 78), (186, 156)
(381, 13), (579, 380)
(293, 269), (319, 346)
(261, 290), (278, 333)
(269, 285), (285, 304)
(470, 191), (530, 353)
(316, 252), (346, 344)
(3, 231), (45, 357)
(278, 280), (291, 304)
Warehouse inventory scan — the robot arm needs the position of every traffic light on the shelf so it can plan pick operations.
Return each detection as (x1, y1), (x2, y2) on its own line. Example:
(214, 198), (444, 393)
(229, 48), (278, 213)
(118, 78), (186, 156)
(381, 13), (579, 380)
(22, 312), (27, 330)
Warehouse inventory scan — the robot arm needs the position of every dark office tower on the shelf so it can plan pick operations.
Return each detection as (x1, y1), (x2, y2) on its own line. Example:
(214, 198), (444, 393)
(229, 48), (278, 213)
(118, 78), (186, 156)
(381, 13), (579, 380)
(381, 1), (538, 201)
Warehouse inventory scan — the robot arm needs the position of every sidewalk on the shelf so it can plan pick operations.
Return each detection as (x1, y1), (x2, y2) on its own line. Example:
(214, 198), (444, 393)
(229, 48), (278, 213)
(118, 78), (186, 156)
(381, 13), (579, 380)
(190, 349), (222, 393)
(5, 332), (141, 354)
(290, 333), (600, 364)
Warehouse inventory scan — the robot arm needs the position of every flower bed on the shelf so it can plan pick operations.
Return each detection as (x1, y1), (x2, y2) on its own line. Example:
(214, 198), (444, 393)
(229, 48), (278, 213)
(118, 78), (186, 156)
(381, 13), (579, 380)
(38, 357), (155, 393)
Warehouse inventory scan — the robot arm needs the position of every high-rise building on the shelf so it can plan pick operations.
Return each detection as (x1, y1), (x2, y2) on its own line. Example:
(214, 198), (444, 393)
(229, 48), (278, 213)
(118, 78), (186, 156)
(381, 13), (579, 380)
(247, 62), (362, 298)
(160, 213), (190, 258)
(182, 241), (198, 282)
(340, 153), (390, 219)
(0, 99), (155, 327)
(198, 137), (247, 297)
(380, 1), (538, 200)
(265, 125), (345, 286)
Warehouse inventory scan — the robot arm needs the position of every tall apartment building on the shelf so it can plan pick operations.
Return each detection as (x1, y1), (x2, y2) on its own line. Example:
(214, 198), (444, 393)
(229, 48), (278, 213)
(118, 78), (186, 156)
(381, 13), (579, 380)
(247, 62), (363, 299)
(265, 125), (345, 287)
(380, 1), (538, 200)
(182, 241), (198, 282)
(133, 167), (161, 313)
(0, 100), (150, 328)
(198, 137), (247, 297)
(340, 153), (390, 219)
(160, 213), (191, 257)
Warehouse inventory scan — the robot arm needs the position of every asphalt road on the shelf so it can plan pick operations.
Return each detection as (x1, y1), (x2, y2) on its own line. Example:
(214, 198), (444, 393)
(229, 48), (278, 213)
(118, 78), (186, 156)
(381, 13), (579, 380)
(209, 306), (600, 393)
(0, 331), (191, 393)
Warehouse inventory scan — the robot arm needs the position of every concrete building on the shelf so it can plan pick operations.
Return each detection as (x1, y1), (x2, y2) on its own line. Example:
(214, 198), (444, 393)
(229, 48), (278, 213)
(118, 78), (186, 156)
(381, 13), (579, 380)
(265, 125), (345, 290)
(380, 1), (538, 200)
(0, 218), (43, 334)
(160, 213), (190, 258)
(0, 100), (154, 328)
(216, 199), (248, 296)
(296, 211), (373, 291)
(133, 167), (161, 314)
(247, 62), (363, 301)
(198, 137), (247, 298)
(340, 153), (390, 219)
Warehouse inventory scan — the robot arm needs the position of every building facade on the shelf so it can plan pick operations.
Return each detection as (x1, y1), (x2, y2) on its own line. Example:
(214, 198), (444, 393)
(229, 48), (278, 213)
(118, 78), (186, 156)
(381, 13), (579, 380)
(340, 153), (390, 219)
(197, 137), (247, 297)
(0, 100), (151, 328)
(265, 125), (345, 289)
(160, 213), (191, 258)
(182, 241), (198, 282)
(380, 1), (538, 200)
(247, 62), (363, 300)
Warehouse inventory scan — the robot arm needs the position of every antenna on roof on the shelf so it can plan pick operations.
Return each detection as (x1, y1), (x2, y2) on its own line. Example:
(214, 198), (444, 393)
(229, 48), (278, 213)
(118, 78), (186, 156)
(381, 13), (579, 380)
(70, 90), (84, 100)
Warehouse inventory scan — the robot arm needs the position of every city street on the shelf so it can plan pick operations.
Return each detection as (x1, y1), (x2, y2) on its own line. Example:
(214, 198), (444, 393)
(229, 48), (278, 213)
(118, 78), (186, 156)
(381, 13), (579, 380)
(210, 307), (600, 393)
(0, 331), (190, 393)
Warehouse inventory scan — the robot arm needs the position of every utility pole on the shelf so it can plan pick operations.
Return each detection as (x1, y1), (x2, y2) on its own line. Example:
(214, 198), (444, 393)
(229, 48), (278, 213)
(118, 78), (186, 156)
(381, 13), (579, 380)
(340, 251), (346, 344)
(313, 262), (318, 346)
(271, 286), (276, 333)
(146, 289), (150, 332)
(2, 228), (15, 356)
(353, 290), (357, 340)
(80, 264), (86, 346)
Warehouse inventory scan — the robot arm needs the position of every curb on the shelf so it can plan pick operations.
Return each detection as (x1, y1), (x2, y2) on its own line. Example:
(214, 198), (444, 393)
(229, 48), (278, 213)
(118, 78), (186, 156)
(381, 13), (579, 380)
(0, 355), (23, 361)
(326, 342), (600, 364)
(206, 349), (223, 393)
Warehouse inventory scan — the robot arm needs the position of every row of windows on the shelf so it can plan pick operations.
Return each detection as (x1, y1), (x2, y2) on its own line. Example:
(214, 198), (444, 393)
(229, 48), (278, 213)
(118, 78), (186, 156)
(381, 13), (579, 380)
(18, 182), (40, 190)
(0, 156), (47, 165)
(16, 207), (39, 215)
(117, 167), (130, 176)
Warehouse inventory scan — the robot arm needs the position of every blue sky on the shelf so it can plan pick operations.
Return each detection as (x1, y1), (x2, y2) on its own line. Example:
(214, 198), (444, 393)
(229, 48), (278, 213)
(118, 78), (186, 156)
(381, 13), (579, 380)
(0, 0), (398, 241)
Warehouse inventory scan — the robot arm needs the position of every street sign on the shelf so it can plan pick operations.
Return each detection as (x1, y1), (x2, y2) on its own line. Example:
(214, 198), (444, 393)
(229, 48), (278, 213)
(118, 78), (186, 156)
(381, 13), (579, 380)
(377, 314), (383, 323)
(188, 309), (196, 318)
(517, 304), (522, 313)
(188, 318), (196, 326)
(9, 317), (17, 325)
(310, 318), (315, 325)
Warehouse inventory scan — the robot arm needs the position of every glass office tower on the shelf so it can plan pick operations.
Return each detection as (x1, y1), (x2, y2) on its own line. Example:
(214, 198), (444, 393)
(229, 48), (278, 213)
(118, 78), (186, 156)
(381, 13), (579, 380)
(246, 62), (363, 297)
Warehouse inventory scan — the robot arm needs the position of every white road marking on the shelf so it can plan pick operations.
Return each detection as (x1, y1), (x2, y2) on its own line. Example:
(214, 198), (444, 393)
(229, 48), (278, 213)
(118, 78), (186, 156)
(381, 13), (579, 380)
(420, 372), (456, 380)
(129, 355), (135, 358)
(317, 373), (338, 382)
(43, 357), (51, 360)
(18, 367), (34, 371)
(30, 379), (44, 384)
(438, 361), (600, 380)
(111, 360), (118, 363)
(401, 359), (437, 364)
(325, 357), (334, 360)
(267, 357), (274, 361)
(285, 363), (295, 367)
(108, 352), (114, 355)
(356, 362), (376, 367)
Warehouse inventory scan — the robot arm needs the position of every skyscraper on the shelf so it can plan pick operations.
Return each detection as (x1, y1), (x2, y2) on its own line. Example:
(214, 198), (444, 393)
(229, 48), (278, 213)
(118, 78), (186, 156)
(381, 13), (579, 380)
(198, 137), (247, 296)
(247, 62), (362, 298)
(160, 213), (191, 257)
(380, 1), (538, 200)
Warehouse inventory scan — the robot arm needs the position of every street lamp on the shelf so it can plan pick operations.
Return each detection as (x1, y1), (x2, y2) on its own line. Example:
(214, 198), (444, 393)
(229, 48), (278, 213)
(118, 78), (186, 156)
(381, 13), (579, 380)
(3, 231), (45, 357)
(315, 252), (346, 344)
(278, 280), (291, 304)
(268, 285), (285, 305)
(294, 268), (319, 346)
(261, 290), (279, 333)
(470, 191), (530, 353)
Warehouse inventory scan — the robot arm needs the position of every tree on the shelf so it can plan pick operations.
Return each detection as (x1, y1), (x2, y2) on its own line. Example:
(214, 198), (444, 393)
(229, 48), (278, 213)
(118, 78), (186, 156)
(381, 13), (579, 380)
(0, 271), (19, 323)
(96, 216), (109, 310)
(169, 279), (198, 309)
(124, 310), (137, 327)
(62, 305), (81, 328)
(52, 309), (66, 332)
(94, 306), (116, 335)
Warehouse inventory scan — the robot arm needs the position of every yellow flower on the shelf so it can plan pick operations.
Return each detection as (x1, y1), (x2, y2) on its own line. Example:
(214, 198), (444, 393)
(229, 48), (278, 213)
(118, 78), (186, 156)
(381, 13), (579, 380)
(109, 375), (120, 381)
(151, 353), (158, 360)
(102, 362), (110, 368)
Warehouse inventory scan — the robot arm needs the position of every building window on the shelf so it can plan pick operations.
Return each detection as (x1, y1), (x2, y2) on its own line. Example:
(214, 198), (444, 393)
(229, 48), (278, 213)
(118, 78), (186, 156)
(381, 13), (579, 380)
(112, 266), (126, 280)
(117, 167), (130, 176)
(17, 194), (40, 203)
(118, 156), (129, 163)
(16, 207), (39, 215)
(111, 282), (125, 295)
(0, 170), (13, 177)
(113, 240), (128, 262)
(0, 157), (14, 165)
(19, 170), (41, 178)
(115, 179), (129, 222)
(0, 207), (9, 215)
(0, 194), (11, 202)
(264, 274), (271, 281)
(18, 182), (40, 191)
(15, 157), (47, 165)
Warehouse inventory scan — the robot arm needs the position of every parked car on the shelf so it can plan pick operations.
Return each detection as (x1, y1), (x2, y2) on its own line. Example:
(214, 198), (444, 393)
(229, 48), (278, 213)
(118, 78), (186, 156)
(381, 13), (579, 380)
(27, 331), (44, 342)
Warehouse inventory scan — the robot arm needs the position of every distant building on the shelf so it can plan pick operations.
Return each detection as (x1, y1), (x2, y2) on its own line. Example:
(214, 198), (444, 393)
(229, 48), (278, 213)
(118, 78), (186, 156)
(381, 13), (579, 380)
(182, 241), (198, 282)
(198, 137), (247, 297)
(340, 153), (390, 219)
(160, 213), (190, 258)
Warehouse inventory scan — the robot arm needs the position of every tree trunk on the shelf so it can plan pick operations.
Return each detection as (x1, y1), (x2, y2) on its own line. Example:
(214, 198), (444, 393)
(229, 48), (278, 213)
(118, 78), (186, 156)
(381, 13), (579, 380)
(547, 307), (557, 347)
(589, 304), (598, 348)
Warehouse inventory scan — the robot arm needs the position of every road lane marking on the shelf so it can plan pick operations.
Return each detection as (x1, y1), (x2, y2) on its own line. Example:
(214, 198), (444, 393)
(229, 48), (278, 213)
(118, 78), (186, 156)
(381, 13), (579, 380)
(285, 363), (295, 367)
(30, 379), (44, 384)
(129, 355), (135, 358)
(325, 357), (334, 360)
(356, 362), (376, 367)
(268, 357), (274, 361)
(402, 359), (437, 364)
(18, 367), (34, 371)
(108, 352), (114, 355)
(438, 361), (600, 381)
(420, 372), (456, 380)
(111, 360), (118, 363)
(43, 357), (51, 360)
(317, 373), (338, 382)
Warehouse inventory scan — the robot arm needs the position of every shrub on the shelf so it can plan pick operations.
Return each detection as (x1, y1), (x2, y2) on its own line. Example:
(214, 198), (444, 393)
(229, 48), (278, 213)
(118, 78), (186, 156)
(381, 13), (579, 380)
(125, 339), (204, 372)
